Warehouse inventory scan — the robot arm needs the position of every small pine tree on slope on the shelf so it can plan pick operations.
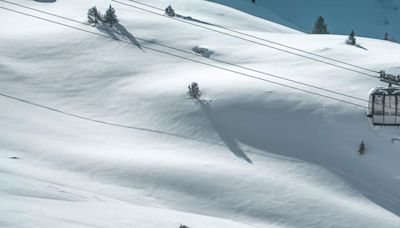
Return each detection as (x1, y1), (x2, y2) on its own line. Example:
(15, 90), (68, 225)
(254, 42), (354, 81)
(188, 82), (201, 99)
(312, 16), (329, 34)
(384, 32), (389, 41)
(103, 5), (119, 27)
(358, 141), (366, 155)
(87, 6), (102, 25)
(347, 30), (357, 45)
(165, 5), (175, 17)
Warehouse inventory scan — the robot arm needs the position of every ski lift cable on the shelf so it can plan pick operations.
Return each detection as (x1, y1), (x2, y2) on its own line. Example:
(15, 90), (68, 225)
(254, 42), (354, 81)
(112, 0), (380, 78)
(0, 1), (370, 104)
(0, 5), (368, 109)
(120, 0), (380, 74)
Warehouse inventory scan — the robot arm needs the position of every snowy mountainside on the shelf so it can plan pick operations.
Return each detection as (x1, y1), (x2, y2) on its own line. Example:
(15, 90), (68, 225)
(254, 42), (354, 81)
(212, 0), (400, 40)
(1, 0), (400, 227)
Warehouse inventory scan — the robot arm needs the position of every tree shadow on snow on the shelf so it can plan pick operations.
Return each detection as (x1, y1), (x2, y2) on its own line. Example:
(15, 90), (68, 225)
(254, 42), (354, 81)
(197, 99), (253, 163)
(175, 14), (220, 28)
(203, 100), (400, 216)
(356, 44), (368, 50)
(96, 23), (144, 51)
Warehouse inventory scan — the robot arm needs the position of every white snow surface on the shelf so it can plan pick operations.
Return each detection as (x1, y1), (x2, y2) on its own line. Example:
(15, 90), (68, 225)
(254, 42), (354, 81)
(1, 0), (400, 227)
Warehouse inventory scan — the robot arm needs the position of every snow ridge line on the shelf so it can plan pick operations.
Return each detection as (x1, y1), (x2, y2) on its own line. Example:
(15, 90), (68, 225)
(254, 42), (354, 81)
(113, 0), (381, 77)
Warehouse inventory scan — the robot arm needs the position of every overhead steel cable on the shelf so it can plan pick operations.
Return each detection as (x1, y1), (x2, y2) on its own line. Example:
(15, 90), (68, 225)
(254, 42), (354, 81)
(0, 1), (369, 104)
(120, 0), (380, 75)
(119, 0), (163, 11)
(0, 5), (368, 109)
(111, 0), (380, 78)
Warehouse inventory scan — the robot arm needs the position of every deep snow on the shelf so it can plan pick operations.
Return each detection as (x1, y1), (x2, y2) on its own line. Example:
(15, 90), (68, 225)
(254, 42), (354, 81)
(1, 0), (400, 227)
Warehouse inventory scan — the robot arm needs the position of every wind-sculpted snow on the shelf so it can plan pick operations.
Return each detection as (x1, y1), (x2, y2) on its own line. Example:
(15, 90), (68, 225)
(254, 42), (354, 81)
(1, 0), (400, 227)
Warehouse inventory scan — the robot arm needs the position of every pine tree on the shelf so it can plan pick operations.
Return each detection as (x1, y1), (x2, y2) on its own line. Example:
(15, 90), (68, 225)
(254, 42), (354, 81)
(358, 141), (366, 155)
(165, 5), (175, 17)
(87, 6), (102, 25)
(188, 82), (201, 99)
(312, 16), (329, 34)
(384, 32), (390, 41)
(346, 30), (356, 45)
(103, 5), (119, 27)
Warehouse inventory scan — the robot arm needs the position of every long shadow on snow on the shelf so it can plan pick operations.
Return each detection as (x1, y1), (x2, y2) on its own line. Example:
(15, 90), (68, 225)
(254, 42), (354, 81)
(96, 23), (144, 51)
(198, 99), (252, 163)
(207, 100), (400, 216)
(7, 89), (400, 216)
(176, 14), (220, 27)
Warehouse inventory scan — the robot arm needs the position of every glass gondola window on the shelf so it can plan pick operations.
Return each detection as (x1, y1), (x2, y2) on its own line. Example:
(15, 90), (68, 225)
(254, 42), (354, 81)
(385, 95), (397, 115)
(374, 94), (384, 115)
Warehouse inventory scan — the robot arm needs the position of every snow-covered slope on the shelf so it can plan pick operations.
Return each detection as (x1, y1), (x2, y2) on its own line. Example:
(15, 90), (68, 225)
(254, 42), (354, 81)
(212, 0), (400, 40)
(1, 0), (400, 227)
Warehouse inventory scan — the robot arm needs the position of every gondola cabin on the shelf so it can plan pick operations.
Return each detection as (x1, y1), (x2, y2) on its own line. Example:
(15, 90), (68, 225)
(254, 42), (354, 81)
(367, 71), (400, 126)
(367, 87), (400, 125)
